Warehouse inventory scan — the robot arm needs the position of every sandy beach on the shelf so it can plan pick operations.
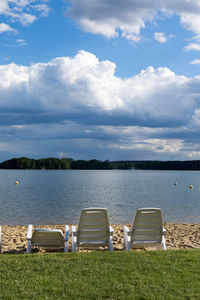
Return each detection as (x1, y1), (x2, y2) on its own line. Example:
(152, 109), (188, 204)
(1, 223), (200, 254)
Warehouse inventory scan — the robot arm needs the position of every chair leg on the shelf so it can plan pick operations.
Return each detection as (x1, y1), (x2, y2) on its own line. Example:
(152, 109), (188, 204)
(64, 241), (68, 252)
(26, 240), (31, 254)
(162, 236), (166, 250)
(72, 236), (77, 252)
(109, 236), (113, 251)
(124, 234), (131, 250)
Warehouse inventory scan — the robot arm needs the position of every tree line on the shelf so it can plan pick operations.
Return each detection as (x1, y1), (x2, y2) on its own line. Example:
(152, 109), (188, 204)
(0, 157), (111, 170)
(1, 157), (200, 170)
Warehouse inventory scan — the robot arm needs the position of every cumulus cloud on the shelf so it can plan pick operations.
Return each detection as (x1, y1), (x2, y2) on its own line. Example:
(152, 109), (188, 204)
(67, 0), (200, 43)
(1, 50), (200, 160)
(0, 50), (192, 127)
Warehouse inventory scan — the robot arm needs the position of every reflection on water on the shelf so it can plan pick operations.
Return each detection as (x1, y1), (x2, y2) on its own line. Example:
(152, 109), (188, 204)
(0, 169), (200, 225)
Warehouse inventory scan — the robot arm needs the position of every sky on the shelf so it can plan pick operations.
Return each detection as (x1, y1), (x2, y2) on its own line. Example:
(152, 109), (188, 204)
(1, 1), (200, 162)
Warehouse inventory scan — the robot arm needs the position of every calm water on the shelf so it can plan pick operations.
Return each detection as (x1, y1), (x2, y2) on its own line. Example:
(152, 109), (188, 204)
(0, 169), (200, 225)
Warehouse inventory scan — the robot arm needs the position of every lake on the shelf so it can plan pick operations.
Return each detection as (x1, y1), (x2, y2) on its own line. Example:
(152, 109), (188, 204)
(0, 169), (200, 225)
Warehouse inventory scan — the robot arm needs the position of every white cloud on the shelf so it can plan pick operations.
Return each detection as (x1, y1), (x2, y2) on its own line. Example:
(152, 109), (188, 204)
(0, 50), (194, 123)
(16, 39), (27, 46)
(154, 32), (168, 43)
(6, 11), (37, 25)
(122, 32), (141, 43)
(32, 4), (51, 17)
(0, 0), (9, 14)
(184, 43), (200, 51)
(67, 0), (200, 42)
(180, 13), (200, 35)
(10, 1), (34, 9)
(191, 59), (200, 65)
(0, 0), (50, 29)
(192, 35), (200, 42)
(1, 50), (200, 160)
(67, 0), (156, 40)
(110, 138), (183, 154)
(0, 22), (16, 33)
(19, 13), (37, 25)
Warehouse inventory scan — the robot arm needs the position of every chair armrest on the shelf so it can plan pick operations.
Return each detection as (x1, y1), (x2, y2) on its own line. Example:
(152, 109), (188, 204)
(27, 224), (33, 240)
(123, 226), (131, 236)
(65, 225), (69, 241)
(72, 226), (77, 237)
(109, 226), (114, 236)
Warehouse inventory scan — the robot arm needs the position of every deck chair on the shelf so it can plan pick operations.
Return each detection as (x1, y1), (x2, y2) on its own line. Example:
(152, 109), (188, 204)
(26, 225), (69, 253)
(124, 208), (166, 250)
(72, 208), (113, 252)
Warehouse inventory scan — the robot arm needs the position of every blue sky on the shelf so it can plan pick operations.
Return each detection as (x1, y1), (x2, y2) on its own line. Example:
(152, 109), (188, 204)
(1, 0), (200, 162)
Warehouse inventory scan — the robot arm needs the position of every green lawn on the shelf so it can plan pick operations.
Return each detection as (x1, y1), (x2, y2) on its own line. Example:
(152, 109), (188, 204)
(0, 250), (199, 299)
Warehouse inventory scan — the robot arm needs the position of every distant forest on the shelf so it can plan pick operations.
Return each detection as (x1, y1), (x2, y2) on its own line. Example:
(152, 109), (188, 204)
(1, 157), (200, 170)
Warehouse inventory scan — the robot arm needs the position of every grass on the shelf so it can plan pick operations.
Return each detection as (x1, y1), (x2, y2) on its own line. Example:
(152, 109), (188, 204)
(0, 250), (200, 299)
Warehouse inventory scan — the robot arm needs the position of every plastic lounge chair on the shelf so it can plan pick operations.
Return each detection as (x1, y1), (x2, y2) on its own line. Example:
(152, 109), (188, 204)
(0, 226), (1, 253)
(72, 208), (114, 252)
(26, 225), (69, 253)
(123, 208), (166, 250)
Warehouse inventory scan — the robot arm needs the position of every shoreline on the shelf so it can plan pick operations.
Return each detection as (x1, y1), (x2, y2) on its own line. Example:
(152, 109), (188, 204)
(1, 223), (200, 254)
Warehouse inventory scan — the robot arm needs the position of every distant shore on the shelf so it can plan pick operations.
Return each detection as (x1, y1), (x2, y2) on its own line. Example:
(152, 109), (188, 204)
(1, 223), (200, 254)
(2, 157), (200, 170)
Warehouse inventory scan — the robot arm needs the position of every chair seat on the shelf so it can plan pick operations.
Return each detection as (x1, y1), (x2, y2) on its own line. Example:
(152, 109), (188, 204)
(26, 225), (69, 253)
(132, 240), (161, 247)
(78, 241), (109, 248)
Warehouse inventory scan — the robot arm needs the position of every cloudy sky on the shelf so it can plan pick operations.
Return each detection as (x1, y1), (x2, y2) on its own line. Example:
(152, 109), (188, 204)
(1, 0), (200, 162)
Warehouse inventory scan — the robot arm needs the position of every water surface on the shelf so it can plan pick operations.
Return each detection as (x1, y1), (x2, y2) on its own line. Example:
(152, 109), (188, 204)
(0, 169), (199, 225)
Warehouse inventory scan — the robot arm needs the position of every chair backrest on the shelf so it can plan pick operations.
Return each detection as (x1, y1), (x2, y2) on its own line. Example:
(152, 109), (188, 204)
(31, 229), (65, 247)
(131, 208), (164, 244)
(77, 208), (110, 245)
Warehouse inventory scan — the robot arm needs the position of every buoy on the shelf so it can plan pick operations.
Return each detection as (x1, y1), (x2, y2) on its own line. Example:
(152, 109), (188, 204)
(15, 181), (19, 185)
(174, 182), (178, 186)
(189, 185), (193, 190)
